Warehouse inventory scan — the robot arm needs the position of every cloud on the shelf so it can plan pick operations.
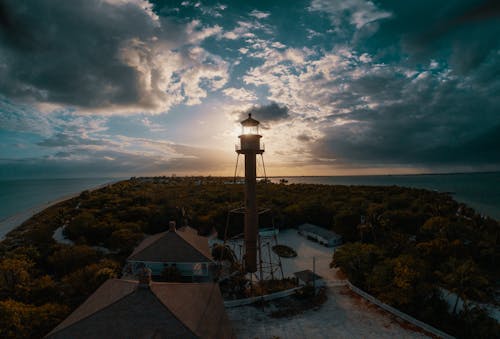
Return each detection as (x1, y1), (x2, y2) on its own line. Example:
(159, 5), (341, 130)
(221, 20), (271, 40)
(236, 102), (289, 125)
(37, 133), (107, 148)
(0, 140), (235, 178)
(309, 0), (392, 30)
(0, 97), (52, 135)
(309, 65), (500, 167)
(222, 87), (257, 102)
(242, 29), (500, 169)
(186, 20), (223, 43)
(244, 45), (360, 116)
(364, 1), (500, 74)
(0, 0), (228, 114)
(140, 117), (167, 133)
(249, 10), (270, 19)
(1, 0), (499, 177)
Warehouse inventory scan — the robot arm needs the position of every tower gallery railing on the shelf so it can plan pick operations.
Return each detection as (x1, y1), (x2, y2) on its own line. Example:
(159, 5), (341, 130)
(235, 143), (265, 152)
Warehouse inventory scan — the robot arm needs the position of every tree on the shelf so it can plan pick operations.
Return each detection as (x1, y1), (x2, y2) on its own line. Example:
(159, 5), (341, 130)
(332, 210), (359, 242)
(331, 242), (382, 287)
(368, 255), (433, 309)
(455, 306), (500, 339)
(47, 245), (100, 277)
(420, 216), (451, 239)
(109, 229), (143, 253)
(0, 299), (69, 338)
(0, 257), (34, 298)
(63, 211), (96, 240)
(211, 244), (236, 263)
(437, 259), (490, 314)
(61, 260), (119, 304)
(28, 275), (59, 304)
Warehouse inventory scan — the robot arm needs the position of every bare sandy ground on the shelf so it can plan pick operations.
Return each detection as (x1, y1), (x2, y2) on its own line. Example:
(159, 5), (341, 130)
(227, 285), (430, 339)
(0, 198), (69, 239)
(226, 229), (432, 339)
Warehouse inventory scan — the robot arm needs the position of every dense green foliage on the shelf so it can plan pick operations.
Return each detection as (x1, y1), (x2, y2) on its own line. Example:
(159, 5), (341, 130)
(332, 219), (499, 337)
(0, 176), (498, 338)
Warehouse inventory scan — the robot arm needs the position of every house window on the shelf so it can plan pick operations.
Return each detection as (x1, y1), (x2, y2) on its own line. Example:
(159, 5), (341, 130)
(193, 263), (207, 276)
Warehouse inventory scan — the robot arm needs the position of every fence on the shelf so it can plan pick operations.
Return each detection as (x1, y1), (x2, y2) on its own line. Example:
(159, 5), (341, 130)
(224, 278), (454, 339)
(224, 286), (302, 308)
(328, 280), (454, 339)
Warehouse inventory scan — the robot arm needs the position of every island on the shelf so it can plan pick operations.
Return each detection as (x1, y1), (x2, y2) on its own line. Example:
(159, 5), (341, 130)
(0, 176), (498, 338)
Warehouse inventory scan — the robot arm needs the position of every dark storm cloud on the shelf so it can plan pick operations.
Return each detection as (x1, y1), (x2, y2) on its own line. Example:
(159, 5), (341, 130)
(0, 0), (154, 108)
(370, 0), (500, 73)
(297, 133), (312, 142)
(294, 0), (500, 170)
(311, 68), (500, 167)
(238, 102), (289, 125)
(0, 0), (227, 113)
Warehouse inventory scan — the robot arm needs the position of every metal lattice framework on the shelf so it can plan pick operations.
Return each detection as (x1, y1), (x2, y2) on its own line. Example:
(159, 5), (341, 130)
(223, 207), (284, 282)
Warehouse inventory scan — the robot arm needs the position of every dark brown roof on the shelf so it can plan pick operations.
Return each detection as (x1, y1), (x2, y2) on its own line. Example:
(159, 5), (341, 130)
(293, 269), (323, 283)
(241, 113), (260, 126)
(128, 227), (212, 263)
(46, 279), (234, 339)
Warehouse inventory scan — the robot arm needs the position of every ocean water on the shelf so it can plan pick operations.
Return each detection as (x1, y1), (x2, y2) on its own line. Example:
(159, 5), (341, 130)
(0, 178), (118, 221)
(270, 172), (500, 220)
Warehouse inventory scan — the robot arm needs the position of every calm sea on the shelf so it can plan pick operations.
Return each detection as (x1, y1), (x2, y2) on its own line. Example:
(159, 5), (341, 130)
(0, 178), (118, 221)
(270, 172), (500, 220)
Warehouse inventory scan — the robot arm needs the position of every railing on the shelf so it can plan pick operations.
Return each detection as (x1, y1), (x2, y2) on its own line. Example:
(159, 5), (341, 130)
(224, 286), (302, 308)
(235, 143), (265, 152)
(327, 280), (455, 339)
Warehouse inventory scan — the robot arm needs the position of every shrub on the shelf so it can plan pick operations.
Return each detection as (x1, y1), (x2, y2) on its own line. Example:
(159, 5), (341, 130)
(272, 245), (297, 258)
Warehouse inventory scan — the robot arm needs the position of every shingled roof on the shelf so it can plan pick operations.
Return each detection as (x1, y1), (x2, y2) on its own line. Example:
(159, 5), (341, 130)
(46, 279), (234, 339)
(128, 226), (212, 263)
(293, 269), (323, 284)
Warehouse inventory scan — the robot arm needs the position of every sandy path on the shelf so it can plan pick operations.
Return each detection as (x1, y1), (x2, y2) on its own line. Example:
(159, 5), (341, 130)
(226, 229), (432, 339)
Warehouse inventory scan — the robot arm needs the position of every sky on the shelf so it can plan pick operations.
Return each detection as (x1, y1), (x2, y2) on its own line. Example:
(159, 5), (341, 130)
(0, 0), (499, 178)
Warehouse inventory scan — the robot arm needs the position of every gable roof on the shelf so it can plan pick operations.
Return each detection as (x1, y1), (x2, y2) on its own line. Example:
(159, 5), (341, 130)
(128, 227), (212, 263)
(294, 269), (323, 284)
(46, 279), (234, 339)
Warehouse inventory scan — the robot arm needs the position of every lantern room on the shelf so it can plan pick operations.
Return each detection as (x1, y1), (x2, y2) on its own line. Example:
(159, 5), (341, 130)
(237, 114), (264, 154)
(240, 113), (261, 136)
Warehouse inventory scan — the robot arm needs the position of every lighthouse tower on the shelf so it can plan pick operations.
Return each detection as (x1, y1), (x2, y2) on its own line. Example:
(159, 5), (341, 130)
(236, 114), (264, 273)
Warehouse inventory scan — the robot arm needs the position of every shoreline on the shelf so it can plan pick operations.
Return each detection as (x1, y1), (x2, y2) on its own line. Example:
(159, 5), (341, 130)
(0, 180), (121, 240)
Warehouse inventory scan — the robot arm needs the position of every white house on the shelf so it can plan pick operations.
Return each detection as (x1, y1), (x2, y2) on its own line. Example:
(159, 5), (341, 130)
(298, 223), (342, 247)
(127, 222), (214, 282)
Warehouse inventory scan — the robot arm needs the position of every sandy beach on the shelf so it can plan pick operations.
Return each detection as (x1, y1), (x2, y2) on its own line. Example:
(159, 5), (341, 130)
(0, 180), (119, 240)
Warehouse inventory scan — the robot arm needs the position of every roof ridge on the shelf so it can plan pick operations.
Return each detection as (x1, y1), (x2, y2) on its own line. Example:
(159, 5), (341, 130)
(175, 230), (213, 262)
(47, 279), (137, 336)
(128, 231), (166, 259)
(150, 284), (199, 338)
